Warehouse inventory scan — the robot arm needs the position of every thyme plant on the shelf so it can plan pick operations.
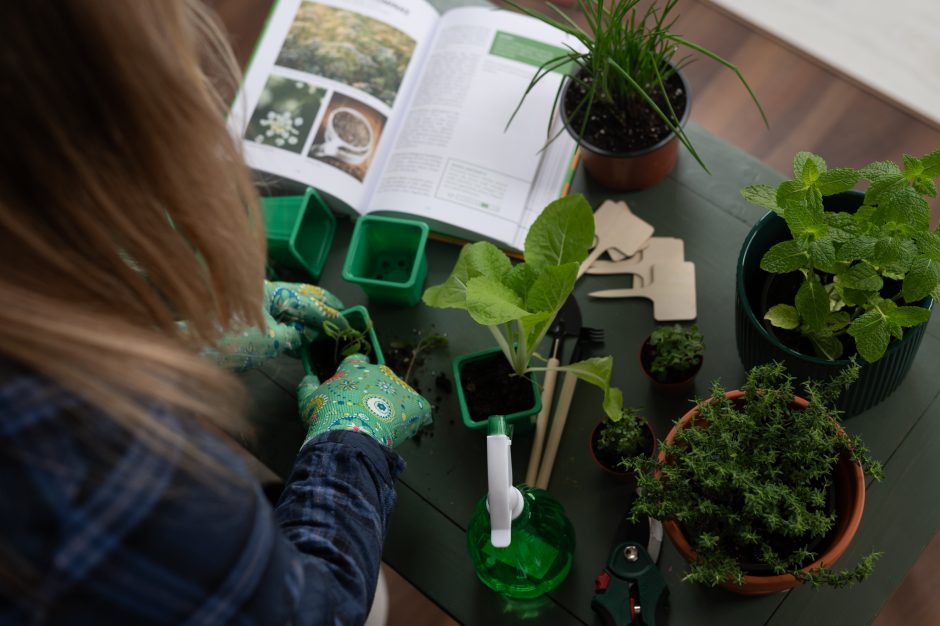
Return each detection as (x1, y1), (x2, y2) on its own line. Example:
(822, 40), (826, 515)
(625, 361), (883, 589)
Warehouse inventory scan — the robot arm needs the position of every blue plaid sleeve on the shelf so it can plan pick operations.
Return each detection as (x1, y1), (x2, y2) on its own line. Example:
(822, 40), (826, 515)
(0, 373), (403, 626)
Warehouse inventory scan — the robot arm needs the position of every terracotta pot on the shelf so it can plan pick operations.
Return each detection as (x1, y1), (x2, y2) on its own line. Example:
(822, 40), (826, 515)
(659, 391), (866, 595)
(638, 335), (703, 396)
(560, 68), (691, 191)
(589, 417), (656, 482)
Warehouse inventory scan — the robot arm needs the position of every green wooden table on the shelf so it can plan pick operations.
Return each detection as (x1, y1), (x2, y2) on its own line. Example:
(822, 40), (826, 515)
(244, 124), (940, 625)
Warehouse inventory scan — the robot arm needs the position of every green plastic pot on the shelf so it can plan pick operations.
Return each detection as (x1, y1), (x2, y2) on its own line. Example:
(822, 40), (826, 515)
(735, 192), (934, 417)
(262, 187), (336, 281)
(301, 305), (384, 378)
(342, 215), (429, 306)
(452, 347), (540, 432)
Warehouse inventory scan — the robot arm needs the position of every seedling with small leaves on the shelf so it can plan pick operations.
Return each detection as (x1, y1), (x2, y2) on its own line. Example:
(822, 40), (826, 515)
(596, 406), (645, 460)
(742, 149), (940, 362)
(646, 324), (704, 382)
(322, 319), (373, 363)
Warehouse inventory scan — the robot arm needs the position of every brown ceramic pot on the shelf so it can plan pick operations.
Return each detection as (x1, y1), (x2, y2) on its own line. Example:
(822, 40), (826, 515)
(659, 391), (866, 596)
(561, 68), (691, 191)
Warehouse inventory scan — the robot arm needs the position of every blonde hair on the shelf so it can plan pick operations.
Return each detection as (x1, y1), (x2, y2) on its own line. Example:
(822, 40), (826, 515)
(0, 2), (266, 451)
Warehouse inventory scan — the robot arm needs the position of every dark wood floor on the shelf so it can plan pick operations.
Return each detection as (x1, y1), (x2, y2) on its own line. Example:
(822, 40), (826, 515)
(211, 1), (940, 623)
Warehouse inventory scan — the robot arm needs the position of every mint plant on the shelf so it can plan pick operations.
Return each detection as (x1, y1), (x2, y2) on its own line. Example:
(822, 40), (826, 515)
(625, 361), (883, 589)
(645, 324), (704, 382)
(422, 194), (623, 419)
(742, 149), (940, 362)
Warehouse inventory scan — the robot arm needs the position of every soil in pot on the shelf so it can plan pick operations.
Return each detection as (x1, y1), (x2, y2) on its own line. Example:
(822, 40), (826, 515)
(460, 354), (536, 424)
(382, 330), (451, 444)
(562, 72), (687, 154)
(307, 335), (371, 380)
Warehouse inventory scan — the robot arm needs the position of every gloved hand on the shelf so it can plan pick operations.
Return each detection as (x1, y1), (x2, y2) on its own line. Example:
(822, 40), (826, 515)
(299, 353), (432, 448)
(209, 281), (350, 371)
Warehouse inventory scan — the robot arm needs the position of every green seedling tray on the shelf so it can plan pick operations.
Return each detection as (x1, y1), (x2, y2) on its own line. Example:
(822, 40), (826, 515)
(342, 214), (429, 307)
(263, 187), (336, 281)
(453, 347), (540, 432)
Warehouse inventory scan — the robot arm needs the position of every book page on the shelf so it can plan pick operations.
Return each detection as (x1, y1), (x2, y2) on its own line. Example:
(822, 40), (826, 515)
(229, 0), (439, 209)
(363, 6), (578, 250)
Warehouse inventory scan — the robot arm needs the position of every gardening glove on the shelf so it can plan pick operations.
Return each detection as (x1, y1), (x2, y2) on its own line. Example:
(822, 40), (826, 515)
(208, 281), (350, 372)
(299, 353), (432, 448)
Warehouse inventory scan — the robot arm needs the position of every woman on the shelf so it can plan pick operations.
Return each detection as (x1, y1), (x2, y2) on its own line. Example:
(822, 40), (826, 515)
(0, 2), (430, 624)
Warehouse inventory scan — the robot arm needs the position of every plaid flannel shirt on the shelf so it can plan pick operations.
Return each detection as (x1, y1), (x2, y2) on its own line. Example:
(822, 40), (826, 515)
(0, 371), (404, 625)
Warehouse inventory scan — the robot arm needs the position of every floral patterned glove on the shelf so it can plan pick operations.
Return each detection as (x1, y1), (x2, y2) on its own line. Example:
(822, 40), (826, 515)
(208, 281), (350, 372)
(299, 353), (432, 448)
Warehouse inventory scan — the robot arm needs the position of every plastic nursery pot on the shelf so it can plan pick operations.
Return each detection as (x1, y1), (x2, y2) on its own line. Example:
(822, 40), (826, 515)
(262, 187), (336, 281)
(300, 305), (384, 379)
(735, 191), (934, 417)
(452, 347), (540, 433)
(638, 336), (703, 397)
(560, 67), (690, 191)
(659, 391), (866, 596)
(342, 215), (429, 307)
(588, 417), (656, 483)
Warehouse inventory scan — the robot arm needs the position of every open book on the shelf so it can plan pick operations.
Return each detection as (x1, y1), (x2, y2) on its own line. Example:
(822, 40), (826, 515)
(229, 0), (579, 251)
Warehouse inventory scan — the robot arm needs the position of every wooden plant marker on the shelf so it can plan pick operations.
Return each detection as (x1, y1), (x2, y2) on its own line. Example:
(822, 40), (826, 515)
(580, 201), (654, 279)
(588, 260), (697, 321)
(585, 237), (685, 287)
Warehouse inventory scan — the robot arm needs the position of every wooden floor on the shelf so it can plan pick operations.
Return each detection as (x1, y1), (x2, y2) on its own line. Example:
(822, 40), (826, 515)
(211, 1), (940, 623)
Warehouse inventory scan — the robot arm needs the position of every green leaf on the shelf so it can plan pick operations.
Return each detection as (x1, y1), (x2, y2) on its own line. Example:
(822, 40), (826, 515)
(795, 275), (830, 333)
(825, 212), (861, 242)
(465, 277), (530, 325)
(556, 356), (622, 419)
(777, 181), (822, 215)
(809, 332), (843, 360)
(741, 184), (781, 214)
(921, 148), (940, 177)
(902, 258), (940, 302)
(848, 308), (891, 362)
(801, 157), (820, 184)
(838, 263), (883, 292)
(794, 151), (827, 179)
(524, 194), (594, 268)
(915, 231), (940, 261)
(878, 186), (930, 231)
(860, 160), (902, 184)
(760, 240), (808, 273)
(504, 263), (540, 302)
(764, 304), (799, 330)
(836, 236), (877, 263)
(808, 238), (838, 273)
(525, 263), (578, 313)
(422, 242), (511, 309)
(817, 168), (860, 195)
(782, 195), (825, 236)
(887, 305), (931, 327)
(825, 310), (852, 332)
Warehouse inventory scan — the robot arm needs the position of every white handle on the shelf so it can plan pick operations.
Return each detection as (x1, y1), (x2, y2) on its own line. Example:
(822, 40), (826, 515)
(487, 429), (523, 548)
(535, 371), (578, 490)
(524, 358), (560, 486)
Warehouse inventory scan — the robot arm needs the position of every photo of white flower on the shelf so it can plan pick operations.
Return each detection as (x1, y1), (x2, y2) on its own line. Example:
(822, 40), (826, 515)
(245, 75), (324, 154)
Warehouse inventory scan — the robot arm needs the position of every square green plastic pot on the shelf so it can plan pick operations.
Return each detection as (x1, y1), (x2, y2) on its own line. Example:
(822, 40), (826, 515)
(262, 187), (336, 281)
(453, 347), (540, 432)
(301, 306), (384, 379)
(342, 215), (429, 306)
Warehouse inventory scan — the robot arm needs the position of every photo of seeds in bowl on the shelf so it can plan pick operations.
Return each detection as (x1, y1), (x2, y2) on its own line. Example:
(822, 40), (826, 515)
(309, 93), (386, 181)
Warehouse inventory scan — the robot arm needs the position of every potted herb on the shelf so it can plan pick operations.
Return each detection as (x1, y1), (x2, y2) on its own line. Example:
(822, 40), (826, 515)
(736, 149), (939, 415)
(639, 323), (704, 392)
(423, 194), (623, 429)
(505, 0), (766, 190)
(589, 407), (654, 480)
(625, 361), (883, 594)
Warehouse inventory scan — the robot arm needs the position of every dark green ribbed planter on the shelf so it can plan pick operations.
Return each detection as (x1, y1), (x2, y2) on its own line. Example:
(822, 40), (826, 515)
(735, 194), (934, 418)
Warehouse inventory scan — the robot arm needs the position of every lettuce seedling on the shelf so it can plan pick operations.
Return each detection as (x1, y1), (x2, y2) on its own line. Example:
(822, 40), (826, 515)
(422, 194), (623, 419)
